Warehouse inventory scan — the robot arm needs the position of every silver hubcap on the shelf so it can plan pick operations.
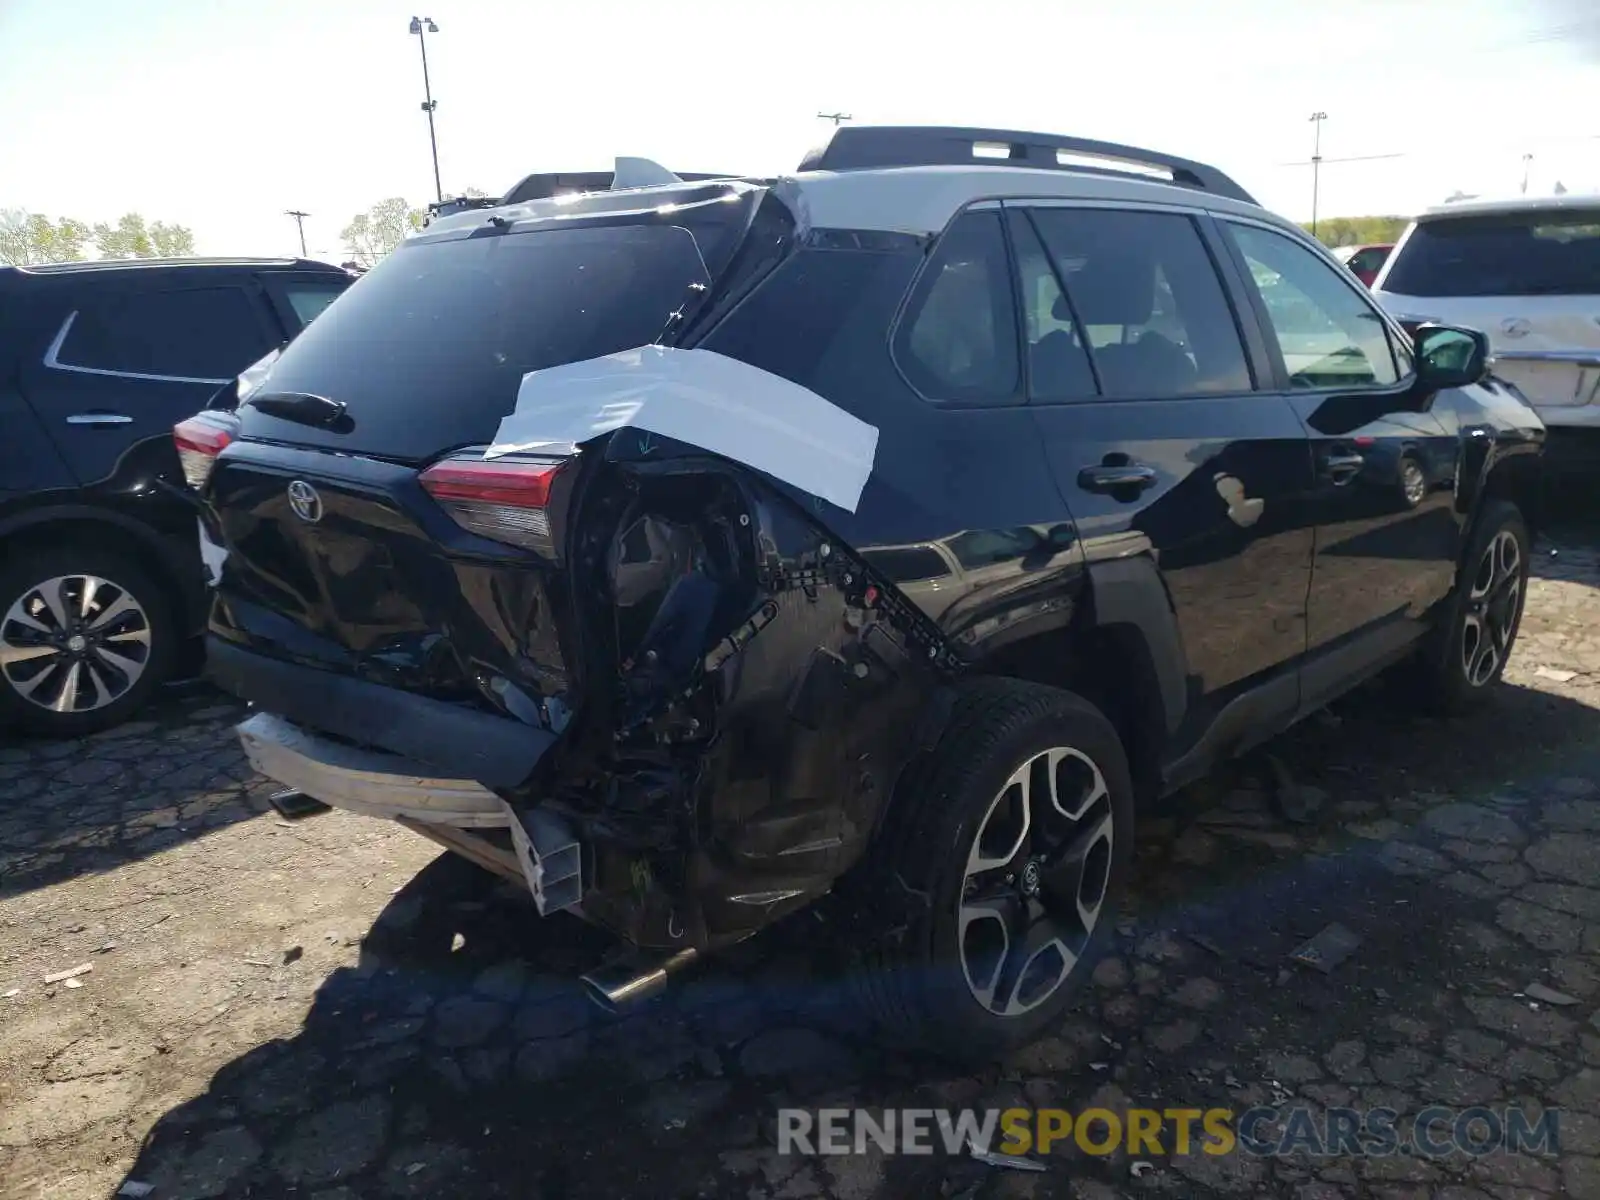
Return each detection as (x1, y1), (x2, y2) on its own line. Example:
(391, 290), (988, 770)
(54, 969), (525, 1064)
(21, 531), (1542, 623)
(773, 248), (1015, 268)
(0, 574), (152, 714)
(1461, 530), (1523, 688)
(1400, 458), (1426, 507)
(958, 746), (1114, 1018)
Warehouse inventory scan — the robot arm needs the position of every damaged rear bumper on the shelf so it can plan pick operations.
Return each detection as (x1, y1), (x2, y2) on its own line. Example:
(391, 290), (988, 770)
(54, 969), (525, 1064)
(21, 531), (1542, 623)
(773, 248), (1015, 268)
(237, 711), (506, 827)
(208, 635), (556, 789)
(236, 710), (587, 918)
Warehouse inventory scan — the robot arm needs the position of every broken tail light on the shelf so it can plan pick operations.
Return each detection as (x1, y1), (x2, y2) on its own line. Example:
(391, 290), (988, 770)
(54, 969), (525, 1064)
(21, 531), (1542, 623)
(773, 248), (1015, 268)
(172, 412), (239, 490)
(419, 455), (568, 550)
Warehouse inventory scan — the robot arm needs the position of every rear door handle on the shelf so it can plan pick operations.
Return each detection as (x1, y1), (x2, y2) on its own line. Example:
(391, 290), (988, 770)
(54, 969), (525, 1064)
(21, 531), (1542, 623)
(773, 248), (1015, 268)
(66, 412), (133, 427)
(1323, 452), (1364, 482)
(1077, 463), (1158, 495)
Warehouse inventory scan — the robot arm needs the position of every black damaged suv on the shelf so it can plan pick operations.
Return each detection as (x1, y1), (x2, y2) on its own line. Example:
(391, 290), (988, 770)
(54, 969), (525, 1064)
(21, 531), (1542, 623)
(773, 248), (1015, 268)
(189, 127), (1544, 1057)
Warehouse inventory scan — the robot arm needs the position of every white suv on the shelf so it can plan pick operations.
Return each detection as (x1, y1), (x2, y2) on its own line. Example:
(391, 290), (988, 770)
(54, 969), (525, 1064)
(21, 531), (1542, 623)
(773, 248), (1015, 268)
(1373, 195), (1600, 470)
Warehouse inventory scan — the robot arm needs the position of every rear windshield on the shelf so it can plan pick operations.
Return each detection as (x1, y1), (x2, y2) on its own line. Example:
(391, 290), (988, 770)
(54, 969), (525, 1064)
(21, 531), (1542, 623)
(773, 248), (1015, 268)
(243, 196), (755, 460)
(1383, 208), (1600, 297)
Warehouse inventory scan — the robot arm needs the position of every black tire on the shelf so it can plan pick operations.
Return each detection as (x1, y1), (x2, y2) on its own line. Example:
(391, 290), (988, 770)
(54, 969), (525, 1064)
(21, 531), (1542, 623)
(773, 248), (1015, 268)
(851, 677), (1135, 1062)
(1413, 499), (1530, 714)
(0, 543), (177, 738)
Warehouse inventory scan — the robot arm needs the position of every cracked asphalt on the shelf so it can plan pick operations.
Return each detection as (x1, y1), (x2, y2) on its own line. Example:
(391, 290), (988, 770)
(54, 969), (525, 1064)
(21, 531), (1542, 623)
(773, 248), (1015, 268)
(3, 522), (1600, 1199)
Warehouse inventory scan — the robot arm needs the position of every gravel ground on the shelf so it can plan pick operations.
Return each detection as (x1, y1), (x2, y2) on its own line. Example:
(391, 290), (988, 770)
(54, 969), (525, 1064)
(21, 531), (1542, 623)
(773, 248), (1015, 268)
(2, 522), (1599, 1200)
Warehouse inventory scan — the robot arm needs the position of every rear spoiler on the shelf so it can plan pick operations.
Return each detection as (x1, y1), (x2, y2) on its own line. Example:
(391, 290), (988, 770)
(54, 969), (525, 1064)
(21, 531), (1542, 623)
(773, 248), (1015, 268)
(422, 160), (740, 227)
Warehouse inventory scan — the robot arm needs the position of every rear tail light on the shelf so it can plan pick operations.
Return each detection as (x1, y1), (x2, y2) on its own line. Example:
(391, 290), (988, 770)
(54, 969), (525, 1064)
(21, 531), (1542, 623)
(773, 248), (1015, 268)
(173, 412), (238, 490)
(419, 455), (568, 550)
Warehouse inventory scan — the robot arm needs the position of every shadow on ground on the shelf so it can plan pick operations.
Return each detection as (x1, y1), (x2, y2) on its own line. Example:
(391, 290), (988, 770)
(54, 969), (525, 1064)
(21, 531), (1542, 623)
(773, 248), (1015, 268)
(0, 686), (263, 901)
(115, 675), (1600, 1199)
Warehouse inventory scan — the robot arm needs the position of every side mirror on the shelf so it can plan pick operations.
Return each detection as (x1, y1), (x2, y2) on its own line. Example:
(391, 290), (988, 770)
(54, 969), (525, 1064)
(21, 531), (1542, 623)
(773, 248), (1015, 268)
(1413, 323), (1489, 391)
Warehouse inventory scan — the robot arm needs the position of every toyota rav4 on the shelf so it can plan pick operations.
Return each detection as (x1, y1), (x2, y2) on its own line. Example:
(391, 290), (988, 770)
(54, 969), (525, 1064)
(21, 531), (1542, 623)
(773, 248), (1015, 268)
(184, 126), (1545, 1058)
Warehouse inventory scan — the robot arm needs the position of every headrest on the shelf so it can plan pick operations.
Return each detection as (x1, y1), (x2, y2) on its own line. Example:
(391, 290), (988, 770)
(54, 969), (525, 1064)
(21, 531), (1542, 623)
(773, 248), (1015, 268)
(1060, 251), (1156, 326)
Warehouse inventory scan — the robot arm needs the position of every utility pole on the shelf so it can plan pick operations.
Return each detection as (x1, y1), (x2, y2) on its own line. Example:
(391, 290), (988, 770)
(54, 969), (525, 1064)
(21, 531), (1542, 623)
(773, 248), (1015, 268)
(285, 211), (310, 257)
(1309, 111), (1328, 239)
(410, 17), (443, 203)
(1521, 153), (1534, 195)
(817, 111), (853, 126)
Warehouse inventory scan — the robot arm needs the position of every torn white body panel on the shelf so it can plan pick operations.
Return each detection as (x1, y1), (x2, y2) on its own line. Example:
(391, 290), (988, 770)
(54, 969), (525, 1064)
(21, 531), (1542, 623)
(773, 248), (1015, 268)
(197, 518), (228, 587)
(488, 346), (879, 514)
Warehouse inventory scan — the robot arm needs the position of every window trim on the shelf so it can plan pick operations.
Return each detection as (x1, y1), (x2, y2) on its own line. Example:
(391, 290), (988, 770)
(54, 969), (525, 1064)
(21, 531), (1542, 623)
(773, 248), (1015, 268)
(888, 201), (1029, 410)
(42, 310), (234, 386)
(1005, 200), (1261, 404)
(1216, 214), (1417, 396)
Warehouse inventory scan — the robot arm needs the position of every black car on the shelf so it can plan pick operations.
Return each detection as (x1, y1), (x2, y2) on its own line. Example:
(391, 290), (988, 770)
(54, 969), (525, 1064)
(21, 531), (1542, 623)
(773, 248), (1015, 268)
(0, 257), (353, 736)
(192, 128), (1544, 1058)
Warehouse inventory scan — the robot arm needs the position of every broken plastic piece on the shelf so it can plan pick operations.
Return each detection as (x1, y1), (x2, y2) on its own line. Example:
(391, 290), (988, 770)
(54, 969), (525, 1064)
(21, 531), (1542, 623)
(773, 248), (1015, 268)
(1130, 1161), (1156, 1178)
(117, 1183), (155, 1199)
(1524, 981), (1579, 1006)
(969, 1141), (1047, 1172)
(1289, 922), (1361, 974)
(41, 963), (93, 985)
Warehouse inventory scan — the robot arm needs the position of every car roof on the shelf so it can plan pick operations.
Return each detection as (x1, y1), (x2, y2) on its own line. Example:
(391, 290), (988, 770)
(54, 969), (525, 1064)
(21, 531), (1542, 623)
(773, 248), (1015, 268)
(426, 163), (1291, 243)
(426, 125), (1299, 244)
(786, 164), (1278, 237)
(1417, 193), (1600, 220)
(0, 257), (350, 287)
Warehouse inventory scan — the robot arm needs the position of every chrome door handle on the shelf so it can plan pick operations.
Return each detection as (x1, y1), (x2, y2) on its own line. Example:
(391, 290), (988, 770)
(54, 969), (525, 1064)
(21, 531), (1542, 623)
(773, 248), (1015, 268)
(1078, 464), (1158, 494)
(1323, 452), (1364, 482)
(66, 412), (133, 426)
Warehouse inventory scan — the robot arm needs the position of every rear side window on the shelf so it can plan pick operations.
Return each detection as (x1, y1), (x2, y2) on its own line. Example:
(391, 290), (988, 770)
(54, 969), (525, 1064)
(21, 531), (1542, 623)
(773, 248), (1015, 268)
(1226, 223), (1399, 389)
(895, 211), (1021, 406)
(1348, 247), (1389, 275)
(283, 283), (346, 327)
(1383, 209), (1600, 297)
(1027, 208), (1253, 399)
(53, 286), (269, 381)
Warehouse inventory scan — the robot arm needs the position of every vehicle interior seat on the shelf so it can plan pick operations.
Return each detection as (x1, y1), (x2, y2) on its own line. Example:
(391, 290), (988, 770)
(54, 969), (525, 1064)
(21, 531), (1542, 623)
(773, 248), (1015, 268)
(1065, 251), (1198, 396)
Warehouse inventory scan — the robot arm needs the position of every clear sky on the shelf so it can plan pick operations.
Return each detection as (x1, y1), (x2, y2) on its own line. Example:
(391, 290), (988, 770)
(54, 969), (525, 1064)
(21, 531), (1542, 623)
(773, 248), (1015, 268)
(1, 0), (1595, 260)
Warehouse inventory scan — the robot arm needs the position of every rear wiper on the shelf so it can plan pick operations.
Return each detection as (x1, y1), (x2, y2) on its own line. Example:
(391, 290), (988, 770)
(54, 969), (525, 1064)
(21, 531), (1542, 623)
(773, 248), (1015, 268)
(246, 390), (352, 432)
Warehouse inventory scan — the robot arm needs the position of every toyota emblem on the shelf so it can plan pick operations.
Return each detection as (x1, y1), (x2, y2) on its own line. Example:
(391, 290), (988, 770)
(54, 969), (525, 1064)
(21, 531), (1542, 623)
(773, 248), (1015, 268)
(287, 480), (323, 524)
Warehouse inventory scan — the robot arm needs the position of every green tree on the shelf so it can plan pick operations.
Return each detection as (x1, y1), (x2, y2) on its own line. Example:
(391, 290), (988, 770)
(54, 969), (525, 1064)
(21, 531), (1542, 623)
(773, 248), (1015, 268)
(1301, 215), (1409, 249)
(93, 212), (196, 259)
(340, 198), (424, 268)
(0, 209), (93, 265)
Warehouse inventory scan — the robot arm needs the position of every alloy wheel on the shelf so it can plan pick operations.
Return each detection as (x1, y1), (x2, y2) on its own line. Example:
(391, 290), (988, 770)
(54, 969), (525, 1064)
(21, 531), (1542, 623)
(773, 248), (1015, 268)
(1460, 529), (1522, 688)
(1400, 457), (1426, 507)
(957, 746), (1114, 1017)
(0, 575), (153, 714)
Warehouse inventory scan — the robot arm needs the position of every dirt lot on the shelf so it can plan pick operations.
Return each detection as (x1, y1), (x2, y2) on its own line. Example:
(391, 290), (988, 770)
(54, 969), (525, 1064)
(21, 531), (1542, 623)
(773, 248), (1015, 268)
(3, 524), (1600, 1200)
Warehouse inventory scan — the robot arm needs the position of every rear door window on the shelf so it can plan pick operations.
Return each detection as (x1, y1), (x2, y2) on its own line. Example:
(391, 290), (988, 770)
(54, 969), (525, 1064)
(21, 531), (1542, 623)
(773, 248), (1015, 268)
(1226, 223), (1400, 389)
(1007, 212), (1098, 401)
(52, 286), (272, 381)
(1382, 208), (1600, 297)
(894, 210), (1022, 406)
(1025, 207), (1253, 399)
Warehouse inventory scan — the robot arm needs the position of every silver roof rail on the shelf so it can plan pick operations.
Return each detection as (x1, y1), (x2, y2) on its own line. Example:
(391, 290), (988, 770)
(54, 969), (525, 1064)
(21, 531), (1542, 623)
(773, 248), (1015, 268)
(797, 125), (1257, 206)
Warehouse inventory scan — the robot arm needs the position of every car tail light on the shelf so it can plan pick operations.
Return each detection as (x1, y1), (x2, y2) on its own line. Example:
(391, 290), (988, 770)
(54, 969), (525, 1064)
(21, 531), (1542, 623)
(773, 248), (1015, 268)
(419, 455), (568, 550)
(173, 413), (238, 490)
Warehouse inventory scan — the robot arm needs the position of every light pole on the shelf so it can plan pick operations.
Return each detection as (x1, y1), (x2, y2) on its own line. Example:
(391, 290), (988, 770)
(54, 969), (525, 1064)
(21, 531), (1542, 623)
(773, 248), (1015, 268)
(285, 210), (310, 257)
(410, 16), (443, 204)
(1521, 152), (1534, 195)
(1309, 111), (1328, 239)
(817, 111), (853, 126)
